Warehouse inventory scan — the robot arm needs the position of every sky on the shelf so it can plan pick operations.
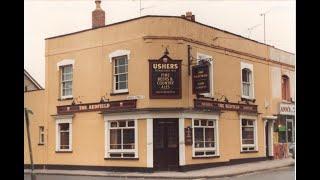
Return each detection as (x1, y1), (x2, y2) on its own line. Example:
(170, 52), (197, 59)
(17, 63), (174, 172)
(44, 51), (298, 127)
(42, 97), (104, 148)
(24, 0), (296, 87)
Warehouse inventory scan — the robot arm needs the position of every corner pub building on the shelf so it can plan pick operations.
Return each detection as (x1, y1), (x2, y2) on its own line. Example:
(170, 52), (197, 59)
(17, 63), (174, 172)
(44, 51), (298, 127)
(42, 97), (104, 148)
(24, 0), (295, 172)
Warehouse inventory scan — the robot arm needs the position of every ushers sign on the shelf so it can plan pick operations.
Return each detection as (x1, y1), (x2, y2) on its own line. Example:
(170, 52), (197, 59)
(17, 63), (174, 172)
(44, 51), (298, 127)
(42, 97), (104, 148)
(194, 99), (258, 113)
(57, 99), (137, 114)
(279, 103), (295, 116)
(149, 54), (182, 99)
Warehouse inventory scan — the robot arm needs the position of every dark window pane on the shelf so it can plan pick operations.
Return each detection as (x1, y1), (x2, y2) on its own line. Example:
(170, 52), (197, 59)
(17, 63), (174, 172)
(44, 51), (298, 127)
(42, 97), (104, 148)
(249, 147), (255, 150)
(205, 151), (215, 155)
(242, 69), (250, 82)
(123, 129), (134, 149)
(128, 121), (134, 127)
(208, 121), (214, 126)
(248, 120), (253, 125)
(110, 122), (117, 127)
(194, 120), (199, 126)
(201, 120), (207, 126)
(119, 121), (126, 127)
(110, 129), (121, 149)
(123, 153), (135, 158)
(110, 153), (121, 157)
(194, 128), (204, 148)
(119, 82), (127, 89)
(60, 132), (69, 147)
(195, 151), (204, 156)
(59, 123), (69, 131)
(242, 119), (247, 126)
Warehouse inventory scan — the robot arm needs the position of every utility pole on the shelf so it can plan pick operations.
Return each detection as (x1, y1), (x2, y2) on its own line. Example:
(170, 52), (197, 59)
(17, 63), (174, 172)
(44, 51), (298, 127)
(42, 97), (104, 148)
(260, 10), (271, 44)
(25, 108), (36, 180)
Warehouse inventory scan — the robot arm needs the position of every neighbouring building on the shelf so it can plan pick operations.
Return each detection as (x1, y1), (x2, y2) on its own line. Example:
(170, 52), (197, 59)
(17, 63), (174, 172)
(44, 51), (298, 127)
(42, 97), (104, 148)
(24, 0), (295, 171)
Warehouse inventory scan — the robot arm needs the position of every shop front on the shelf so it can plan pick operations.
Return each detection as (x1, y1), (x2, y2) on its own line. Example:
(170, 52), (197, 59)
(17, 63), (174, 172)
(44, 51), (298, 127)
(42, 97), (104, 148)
(273, 102), (295, 159)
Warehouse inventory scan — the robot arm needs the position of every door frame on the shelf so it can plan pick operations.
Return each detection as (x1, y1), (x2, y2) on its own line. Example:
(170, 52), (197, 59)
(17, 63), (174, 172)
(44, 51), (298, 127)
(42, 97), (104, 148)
(286, 118), (294, 143)
(153, 118), (180, 170)
(264, 119), (274, 157)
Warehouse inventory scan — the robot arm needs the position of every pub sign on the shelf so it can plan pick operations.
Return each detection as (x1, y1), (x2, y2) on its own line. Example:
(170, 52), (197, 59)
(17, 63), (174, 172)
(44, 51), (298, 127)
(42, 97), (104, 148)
(149, 54), (182, 99)
(192, 64), (210, 94)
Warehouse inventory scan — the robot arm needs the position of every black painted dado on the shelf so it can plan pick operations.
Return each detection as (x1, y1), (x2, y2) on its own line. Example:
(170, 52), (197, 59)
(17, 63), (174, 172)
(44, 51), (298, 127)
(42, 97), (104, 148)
(24, 157), (268, 172)
(24, 164), (153, 173)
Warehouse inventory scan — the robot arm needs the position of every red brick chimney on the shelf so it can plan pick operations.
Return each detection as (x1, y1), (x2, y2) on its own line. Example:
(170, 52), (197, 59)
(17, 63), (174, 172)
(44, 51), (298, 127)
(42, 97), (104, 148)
(181, 11), (195, 22)
(92, 0), (105, 28)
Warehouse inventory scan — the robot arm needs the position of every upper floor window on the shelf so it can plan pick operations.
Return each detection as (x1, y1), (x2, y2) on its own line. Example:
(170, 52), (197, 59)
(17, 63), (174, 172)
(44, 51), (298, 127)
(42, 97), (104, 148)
(113, 56), (128, 93)
(241, 62), (254, 99)
(60, 65), (73, 98)
(282, 75), (290, 101)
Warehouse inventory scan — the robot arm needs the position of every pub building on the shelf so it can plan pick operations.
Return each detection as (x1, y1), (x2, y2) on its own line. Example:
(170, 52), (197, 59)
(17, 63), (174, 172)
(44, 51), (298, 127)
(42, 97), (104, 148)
(24, 0), (295, 172)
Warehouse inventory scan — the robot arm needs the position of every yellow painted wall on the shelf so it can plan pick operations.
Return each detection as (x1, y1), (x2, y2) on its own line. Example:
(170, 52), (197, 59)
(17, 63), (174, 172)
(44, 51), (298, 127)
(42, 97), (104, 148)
(24, 90), (46, 165)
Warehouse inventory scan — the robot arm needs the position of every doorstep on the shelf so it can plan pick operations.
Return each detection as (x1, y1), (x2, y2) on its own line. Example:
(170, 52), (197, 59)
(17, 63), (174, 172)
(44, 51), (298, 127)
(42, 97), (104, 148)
(24, 158), (295, 179)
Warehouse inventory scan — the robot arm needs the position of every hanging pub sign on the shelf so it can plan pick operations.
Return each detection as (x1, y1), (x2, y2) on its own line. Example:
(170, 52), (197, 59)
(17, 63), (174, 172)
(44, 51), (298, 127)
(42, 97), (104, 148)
(149, 53), (182, 99)
(194, 99), (258, 113)
(192, 64), (210, 94)
(57, 99), (137, 114)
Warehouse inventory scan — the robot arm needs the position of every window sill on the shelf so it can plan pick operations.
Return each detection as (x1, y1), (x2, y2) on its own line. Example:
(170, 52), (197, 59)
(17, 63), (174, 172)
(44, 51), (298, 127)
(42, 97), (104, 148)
(104, 157), (139, 160)
(241, 97), (255, 102)
(38, 143), (44, 146)
(192, 155), (220, 159)
(110, 92), (129, 96)
(240, 150), (258, 153)
(58, 97), (73, 101)
(55, 150), (73, 153)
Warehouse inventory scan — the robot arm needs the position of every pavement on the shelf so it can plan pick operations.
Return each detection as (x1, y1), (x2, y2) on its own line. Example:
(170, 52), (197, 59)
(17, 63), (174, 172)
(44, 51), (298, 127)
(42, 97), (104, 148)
(24, 158), (294, 179)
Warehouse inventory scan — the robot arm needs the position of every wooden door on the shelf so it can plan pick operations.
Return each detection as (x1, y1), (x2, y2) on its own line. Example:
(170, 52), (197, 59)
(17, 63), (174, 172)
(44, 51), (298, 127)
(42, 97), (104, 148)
(153, 118), (179, 170)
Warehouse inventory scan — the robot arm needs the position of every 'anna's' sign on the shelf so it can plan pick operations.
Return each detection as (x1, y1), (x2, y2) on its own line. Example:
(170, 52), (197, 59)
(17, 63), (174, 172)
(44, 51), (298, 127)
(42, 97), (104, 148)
(149, 54), (182, 99)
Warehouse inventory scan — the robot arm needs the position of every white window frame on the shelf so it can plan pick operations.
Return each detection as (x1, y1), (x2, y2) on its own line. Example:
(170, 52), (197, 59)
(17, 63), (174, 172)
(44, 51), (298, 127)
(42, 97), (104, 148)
(57, 59), (74, 100)
(60, 65), (73, 99)
(105, 119), (138, 158)
(192, 119), (219, 157)
(197, 53), (214, 97)
(56, 118), (72, 152)
(240, 62), (254, 99)
(39, 126), (45, 145)
(112, 56), (129, 94)
(240, 115), (258, 152)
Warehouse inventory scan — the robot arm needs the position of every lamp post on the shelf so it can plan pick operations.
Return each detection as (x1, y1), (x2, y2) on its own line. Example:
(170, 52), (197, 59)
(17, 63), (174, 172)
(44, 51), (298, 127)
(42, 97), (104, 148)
(25, 108), (36, 180)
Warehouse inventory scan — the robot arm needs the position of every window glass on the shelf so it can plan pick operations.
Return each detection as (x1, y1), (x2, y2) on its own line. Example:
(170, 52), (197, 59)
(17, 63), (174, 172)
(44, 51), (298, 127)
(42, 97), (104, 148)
(241, 119), (256, 150)
(61, 65), (73, 97)
(113, 56), (128, 91)
(193, 119), (217, 157)
(108, 120), (136, 158)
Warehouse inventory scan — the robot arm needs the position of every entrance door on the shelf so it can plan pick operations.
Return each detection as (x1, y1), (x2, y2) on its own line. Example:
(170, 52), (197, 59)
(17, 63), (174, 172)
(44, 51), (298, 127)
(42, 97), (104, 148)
(286, 119), (294, 143)
(153, 118), (179, 170)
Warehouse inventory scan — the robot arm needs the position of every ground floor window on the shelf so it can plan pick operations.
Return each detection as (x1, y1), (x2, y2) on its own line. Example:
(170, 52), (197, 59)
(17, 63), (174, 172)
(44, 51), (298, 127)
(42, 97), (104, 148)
(56, 118), (72, 151)
(106, 119), (138, 158)
(240, 117), (257, 152)
(274, 116), (295, 143)
(192, 119), (218, 157)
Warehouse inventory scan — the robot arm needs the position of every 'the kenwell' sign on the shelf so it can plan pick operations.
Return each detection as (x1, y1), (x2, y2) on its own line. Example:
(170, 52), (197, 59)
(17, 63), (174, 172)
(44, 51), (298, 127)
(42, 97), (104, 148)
(57, 99), (137, 114)
(149, 54), (182, 99)
(192, 64), (210, 94)
(194, 99), (258, 113)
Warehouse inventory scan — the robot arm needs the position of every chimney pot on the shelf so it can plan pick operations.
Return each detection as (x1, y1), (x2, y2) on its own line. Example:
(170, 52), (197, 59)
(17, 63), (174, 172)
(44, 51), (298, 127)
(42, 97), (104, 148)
(92, 0), (105, 28)
(182, 11), (195, 22)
